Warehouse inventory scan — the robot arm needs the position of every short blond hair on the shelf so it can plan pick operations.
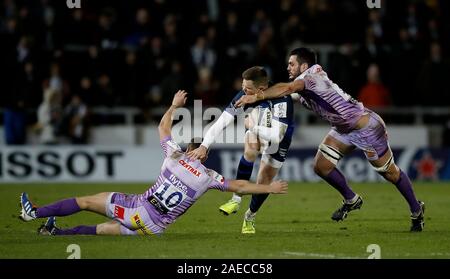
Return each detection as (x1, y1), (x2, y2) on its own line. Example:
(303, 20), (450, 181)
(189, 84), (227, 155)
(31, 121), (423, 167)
(242, 66), (269, 87)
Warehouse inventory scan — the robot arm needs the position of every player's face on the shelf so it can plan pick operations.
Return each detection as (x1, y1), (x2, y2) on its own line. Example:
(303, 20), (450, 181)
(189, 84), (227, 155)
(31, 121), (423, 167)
(242, 79), (258, 95)
(287, 55), (302, 80)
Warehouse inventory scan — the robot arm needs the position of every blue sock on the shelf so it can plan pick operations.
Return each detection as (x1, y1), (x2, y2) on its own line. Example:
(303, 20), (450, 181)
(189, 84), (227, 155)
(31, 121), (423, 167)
(236, 156), (254, 180)
(250, 193), (269, 213)
(237, 156), (263, 211)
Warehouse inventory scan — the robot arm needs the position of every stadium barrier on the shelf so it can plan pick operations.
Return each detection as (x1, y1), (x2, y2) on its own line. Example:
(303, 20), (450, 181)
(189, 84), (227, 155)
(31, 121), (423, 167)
(0, 125), (429, 147)
(1, 146), (448, 183)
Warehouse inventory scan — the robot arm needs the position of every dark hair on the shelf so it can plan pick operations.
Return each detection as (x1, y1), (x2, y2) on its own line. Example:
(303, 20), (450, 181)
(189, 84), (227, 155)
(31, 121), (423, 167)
(242, 66), (269, 87)
(187, 137), (203, 151)
(290, 47), (317, 68)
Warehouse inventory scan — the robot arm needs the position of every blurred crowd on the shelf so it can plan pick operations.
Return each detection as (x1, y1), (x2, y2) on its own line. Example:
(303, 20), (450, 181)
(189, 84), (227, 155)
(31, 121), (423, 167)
(1, 0), (450, 144)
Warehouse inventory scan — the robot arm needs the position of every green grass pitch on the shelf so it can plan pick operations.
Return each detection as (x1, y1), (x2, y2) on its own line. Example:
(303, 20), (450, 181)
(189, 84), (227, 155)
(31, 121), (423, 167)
(1, 182), (449, 259)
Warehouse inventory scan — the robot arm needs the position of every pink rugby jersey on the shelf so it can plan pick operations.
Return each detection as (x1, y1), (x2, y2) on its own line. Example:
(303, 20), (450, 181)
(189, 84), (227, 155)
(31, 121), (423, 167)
(141, 136), (229, 229)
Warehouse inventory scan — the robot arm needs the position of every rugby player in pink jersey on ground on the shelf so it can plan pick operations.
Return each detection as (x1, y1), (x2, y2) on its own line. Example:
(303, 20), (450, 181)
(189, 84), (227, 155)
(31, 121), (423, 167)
(19, 90), (288, 236)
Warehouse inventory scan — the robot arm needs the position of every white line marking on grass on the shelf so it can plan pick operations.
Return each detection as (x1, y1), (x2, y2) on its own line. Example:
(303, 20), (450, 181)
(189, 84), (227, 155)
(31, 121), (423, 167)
(283, 251), (361, 259)
(284, 251), (450, 259)
(429, 252), (450, 257)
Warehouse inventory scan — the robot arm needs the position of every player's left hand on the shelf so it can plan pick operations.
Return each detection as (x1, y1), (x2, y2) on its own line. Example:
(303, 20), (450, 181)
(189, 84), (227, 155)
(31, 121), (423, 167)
(236, 94), (258, 107)
(269, 180), (288, 194)
(187, 145), (208, 161)
(172, 90), (188, 108)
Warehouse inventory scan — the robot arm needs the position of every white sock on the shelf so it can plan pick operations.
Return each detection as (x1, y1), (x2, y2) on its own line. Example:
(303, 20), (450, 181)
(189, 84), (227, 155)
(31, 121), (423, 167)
(231, 194), (242, 203)
(245, 209), (256, 220)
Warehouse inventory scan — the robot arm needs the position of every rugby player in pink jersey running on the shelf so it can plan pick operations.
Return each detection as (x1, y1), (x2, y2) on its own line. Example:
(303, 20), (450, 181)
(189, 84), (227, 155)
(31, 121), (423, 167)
(236, 48), (425, 232)
(19, 90), (288, 236)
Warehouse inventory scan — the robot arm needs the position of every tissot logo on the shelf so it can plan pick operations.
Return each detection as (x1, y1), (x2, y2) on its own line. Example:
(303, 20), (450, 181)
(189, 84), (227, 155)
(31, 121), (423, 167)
(66, 0), (81, 9)
(367, 0), (381, 9)
(0, 150), (123, 179)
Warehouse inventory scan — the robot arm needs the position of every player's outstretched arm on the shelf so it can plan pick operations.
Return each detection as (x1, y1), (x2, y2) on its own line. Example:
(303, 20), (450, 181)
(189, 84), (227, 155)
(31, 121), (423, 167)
(187, 112), (234, 160)
(236, 79), (305, 107)
(158, 90), (187, 141)
(227, 180), (288, 195)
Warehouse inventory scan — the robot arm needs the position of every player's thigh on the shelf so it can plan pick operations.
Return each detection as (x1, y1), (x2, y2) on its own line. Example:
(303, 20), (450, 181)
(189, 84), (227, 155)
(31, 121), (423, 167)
(106, 193), (164, 235)
(314, 133), (355, 171)
(76, 192), (112, 215)
(350, 112), (397, 178)
(256, 161), (279, 184)
(259, 127), (292, 182)
(96, 221), (121, 235)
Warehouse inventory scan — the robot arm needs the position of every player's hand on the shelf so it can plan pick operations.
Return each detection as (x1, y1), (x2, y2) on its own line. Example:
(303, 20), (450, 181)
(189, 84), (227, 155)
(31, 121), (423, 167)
(269, 180), (288, 194)
(187, 145), (208, 161)
(172, 90), (188, 108)
(235, 94), (258, 107)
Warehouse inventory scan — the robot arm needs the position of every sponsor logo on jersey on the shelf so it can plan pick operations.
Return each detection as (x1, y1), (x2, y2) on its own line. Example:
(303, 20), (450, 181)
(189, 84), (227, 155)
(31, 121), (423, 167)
(279, 148), (288, 158)
(168, 174), (189, 194)
(114, 205), (124, 220)
(265, 109), (272, 127)
(148, 196), (168, 214)
(215, 173), (225, 184)
(208, 169), (225, 185)
(130, 213), (153, 235)
(274, 103), (287, 118)
(178, 160), (201, 177)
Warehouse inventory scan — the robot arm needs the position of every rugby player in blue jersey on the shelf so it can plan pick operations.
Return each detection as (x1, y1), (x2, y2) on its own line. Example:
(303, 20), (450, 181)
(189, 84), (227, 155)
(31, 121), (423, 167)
(188, 66), (295, 233)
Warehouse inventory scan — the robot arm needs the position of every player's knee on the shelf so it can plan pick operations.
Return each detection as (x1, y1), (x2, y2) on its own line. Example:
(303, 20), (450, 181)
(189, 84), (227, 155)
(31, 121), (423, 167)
(96, 223), (106, 234)
(75, 197), (89, 209)
(374, 156), (398, 182)
(380, 171), (395, 183)
(313, 159), (333, 177)
(244, 149), (258, 162)
(313, 163), (324, 177)
(97, 222), (121, 235)
(315, 143), (342, 176)
(382, 166), (400, 183)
